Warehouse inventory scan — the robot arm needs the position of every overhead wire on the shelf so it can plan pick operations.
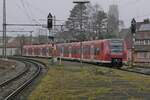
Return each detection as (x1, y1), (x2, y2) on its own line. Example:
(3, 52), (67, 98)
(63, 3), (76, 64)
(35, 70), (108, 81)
(20, 0), (33, 23)
(22, 0), (41, 24)
(23, 0), (47, 15)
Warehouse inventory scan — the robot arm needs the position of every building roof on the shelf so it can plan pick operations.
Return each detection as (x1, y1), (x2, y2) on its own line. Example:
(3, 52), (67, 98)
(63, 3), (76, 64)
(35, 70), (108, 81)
(139, 23), (150, 32)
(134, 21), (150, 51)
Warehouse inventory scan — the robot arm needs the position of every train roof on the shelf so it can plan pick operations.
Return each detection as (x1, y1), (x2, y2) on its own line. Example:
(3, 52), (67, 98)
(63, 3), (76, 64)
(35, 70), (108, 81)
(23, 39), (124, 48)
(58, 39), (123, 45)
(23, 44), (52, 48)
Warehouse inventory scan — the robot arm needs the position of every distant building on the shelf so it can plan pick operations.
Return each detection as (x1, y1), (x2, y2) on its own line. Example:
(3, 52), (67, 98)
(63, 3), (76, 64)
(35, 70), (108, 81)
(107, 4), (119, 37)
(0, 37), (20, 56)
(108, 5), (119, 21)
(0, 35), (42, 56)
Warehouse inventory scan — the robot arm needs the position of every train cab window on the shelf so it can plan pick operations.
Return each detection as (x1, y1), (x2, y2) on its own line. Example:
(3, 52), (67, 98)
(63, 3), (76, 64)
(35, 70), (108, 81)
(110, 40), (123, 53)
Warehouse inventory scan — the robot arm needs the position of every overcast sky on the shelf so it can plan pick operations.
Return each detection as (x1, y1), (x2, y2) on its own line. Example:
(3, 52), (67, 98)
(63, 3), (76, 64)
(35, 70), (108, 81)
(0, 0), (149, 36)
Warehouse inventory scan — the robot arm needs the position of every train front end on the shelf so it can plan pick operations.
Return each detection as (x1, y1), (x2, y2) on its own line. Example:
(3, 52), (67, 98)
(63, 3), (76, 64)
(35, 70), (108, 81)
(109, 39), (127, 67)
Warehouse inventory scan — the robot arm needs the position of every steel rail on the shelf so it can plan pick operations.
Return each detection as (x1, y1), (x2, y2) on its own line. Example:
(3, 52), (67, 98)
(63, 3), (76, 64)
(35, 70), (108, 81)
(54, 57), (150, 76)
(0, 61), (29, 87)
(3, 58), (42, 100)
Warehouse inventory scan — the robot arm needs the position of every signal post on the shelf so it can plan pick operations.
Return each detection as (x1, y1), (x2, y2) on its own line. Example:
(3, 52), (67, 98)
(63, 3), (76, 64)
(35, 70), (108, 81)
(47, 13), (57, 65)
(131, 18), (136, 67)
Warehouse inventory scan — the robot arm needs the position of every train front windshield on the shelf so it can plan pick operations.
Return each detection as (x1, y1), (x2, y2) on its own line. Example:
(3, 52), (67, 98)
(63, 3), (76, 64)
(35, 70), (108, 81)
(110, 40), (123, 54)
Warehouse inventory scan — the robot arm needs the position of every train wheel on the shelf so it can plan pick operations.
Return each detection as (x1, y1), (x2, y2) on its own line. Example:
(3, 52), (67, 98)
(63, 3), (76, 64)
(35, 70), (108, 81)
(111, 59), (123, 68)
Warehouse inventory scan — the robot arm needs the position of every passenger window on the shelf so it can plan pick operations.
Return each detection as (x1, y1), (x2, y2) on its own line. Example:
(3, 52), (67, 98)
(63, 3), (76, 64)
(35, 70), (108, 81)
(94, 48), (100, 55)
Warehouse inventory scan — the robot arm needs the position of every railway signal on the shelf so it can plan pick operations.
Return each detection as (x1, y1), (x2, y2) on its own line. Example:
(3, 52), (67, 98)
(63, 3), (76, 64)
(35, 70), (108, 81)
(131, 18), (136, 34)
(47, 13), (57, 65)
(47, 13), (53, 30)
(131, 18), (136, 67)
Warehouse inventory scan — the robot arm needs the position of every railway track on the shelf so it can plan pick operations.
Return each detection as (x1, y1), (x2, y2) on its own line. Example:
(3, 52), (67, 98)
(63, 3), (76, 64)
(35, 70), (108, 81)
(91, 63), (150, 76)
(0, 57), (44, 100)
(23, 56), (150, 77)
(24, 56), (150, 77)
(120, 66), (150, 76)
(63, 58), (150, 76)
(56, 57), (150, 76)
(2, 56), (149, 99)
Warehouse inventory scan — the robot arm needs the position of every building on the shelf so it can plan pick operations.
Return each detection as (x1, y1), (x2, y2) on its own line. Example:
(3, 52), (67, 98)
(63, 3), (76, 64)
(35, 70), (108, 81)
(119, 19), (150, 65)
(133, 20), (150, 64)
(108, 5), (119, 21)
(120, 20), (150, 64)
(0, 37), (20, 56)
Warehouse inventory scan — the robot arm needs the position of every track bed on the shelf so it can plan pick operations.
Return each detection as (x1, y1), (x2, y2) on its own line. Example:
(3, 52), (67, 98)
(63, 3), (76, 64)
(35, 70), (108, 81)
(29, 58), (150, 100)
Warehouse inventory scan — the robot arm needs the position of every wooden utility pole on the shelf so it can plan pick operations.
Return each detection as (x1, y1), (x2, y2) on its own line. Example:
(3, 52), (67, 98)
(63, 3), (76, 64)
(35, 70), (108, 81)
(73, 1), (90, 65)
(3, 0), (7, 59)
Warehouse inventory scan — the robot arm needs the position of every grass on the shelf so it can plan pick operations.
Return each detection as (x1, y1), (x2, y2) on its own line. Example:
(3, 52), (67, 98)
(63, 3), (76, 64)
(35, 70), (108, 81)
(28, 60), (113, 100)
(115, 70), (150, 92)
(28, 58), (150, 100)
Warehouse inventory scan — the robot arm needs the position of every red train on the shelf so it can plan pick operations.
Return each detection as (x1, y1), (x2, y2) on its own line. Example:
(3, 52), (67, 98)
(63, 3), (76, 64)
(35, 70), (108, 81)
(23, 39), (128, 67)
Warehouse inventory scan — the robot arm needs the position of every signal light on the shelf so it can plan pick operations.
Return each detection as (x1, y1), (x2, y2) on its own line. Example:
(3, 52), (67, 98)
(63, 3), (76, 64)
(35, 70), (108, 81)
(47, 13), (53, 29)
(131, 18), (136, 33)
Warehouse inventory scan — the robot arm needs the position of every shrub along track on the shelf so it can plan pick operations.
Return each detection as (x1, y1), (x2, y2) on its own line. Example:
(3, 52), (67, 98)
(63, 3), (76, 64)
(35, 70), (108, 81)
(0, 57), (46, 100)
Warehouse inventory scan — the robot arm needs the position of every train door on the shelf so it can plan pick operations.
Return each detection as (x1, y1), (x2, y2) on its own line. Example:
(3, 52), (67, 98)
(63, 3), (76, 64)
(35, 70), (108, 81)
(83, 45), (90, 59)
(93, 43), (101, 60)
(90, 44), (94, 60)
(42, 47), (47, 56)
(23, 48), (26, 56)
(101, 42), (105, 60)
(28, 48), (32, 56)
(40, 47), (42, 56)
(71, 46), (76, 58)
(61, 46), (64, 57)
(37, 47), (40, 56)
(69, 46), (72, 58)
(46, 46), (49, 57)
(34, 47), (38, 56)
